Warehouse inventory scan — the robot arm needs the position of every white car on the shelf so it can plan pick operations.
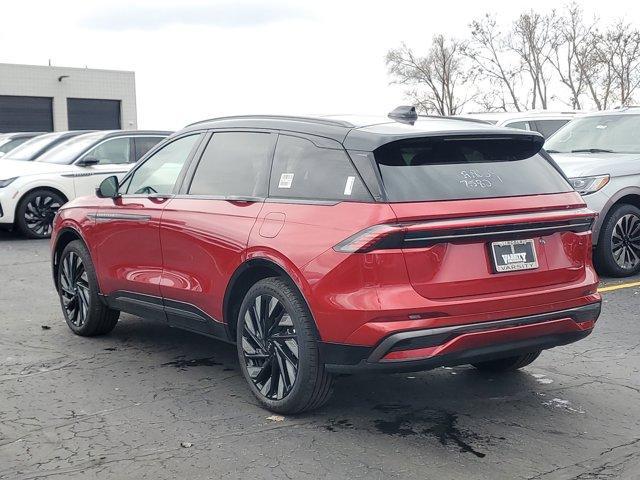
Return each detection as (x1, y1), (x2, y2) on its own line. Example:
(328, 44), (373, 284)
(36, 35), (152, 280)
(460, 111), (579, 138)
(0, 130), (170, 238)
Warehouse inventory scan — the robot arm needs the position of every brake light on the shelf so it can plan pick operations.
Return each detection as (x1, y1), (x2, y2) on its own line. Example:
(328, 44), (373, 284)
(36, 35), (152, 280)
(333, 224), (404, 253)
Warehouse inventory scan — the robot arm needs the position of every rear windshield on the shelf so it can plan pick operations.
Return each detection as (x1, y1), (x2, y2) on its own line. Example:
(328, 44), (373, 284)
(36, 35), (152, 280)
(374, 137), (571, 202)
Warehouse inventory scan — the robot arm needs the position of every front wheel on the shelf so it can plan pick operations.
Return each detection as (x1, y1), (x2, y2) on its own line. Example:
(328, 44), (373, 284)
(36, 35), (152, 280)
(16, 189), (65, 239)
(58, 240), (119, 336)
(236, 278), (334, 414)
(595, 204), (640, 277)
(472, 351), (541, 372)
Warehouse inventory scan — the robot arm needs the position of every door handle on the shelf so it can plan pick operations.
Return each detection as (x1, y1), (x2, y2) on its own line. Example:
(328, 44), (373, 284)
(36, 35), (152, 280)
(225, 195), (262, 203)
(148, 194), (174, 201)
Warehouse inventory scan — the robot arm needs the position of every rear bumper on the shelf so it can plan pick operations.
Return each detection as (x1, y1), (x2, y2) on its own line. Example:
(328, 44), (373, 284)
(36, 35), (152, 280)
(321, 302), (600, 373)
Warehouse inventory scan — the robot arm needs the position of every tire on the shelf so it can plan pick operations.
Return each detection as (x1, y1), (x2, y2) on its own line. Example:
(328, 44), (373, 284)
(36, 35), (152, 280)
(472, 351), (541, 372)
(16, 189), (66, 239)
(57, 240), (119, 336)
(595, 204), (640, 277)
(236, 277), (334, 414)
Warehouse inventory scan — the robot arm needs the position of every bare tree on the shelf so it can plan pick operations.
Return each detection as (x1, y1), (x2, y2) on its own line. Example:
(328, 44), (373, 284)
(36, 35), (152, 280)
(465, 14), (522, 111)
(510, 11), (556, 110)
(598, 21), (640, 106)
(386, 35), (471, 115)
(547, 3), (594, 109)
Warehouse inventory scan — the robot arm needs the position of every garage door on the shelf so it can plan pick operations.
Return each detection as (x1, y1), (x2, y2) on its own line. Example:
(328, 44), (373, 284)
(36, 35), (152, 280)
(67, 98), (121, 130)
(0, 95), (53, 133)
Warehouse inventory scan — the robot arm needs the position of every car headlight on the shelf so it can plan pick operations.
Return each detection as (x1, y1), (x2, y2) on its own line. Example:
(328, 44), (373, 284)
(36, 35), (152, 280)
(568, 175), (610, 195)
(0, 177), (17, 188)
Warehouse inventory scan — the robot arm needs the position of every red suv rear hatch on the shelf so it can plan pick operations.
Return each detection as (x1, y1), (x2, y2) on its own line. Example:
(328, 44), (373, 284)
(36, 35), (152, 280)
(371, 135), (595, 300)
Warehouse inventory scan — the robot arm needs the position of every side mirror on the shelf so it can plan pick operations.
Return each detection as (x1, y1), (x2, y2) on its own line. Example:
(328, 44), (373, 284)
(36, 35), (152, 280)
(96, 175), (120, 199)
(78, 157), (99, 167)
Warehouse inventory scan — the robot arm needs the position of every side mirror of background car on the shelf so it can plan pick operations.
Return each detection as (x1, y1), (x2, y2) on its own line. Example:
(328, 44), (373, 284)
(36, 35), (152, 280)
(96, 175), (120, 199)
(77, 157), (100, 167)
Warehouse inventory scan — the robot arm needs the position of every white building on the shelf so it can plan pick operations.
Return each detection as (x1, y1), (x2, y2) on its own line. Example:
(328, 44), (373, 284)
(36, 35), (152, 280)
(0, 63), (137, 132)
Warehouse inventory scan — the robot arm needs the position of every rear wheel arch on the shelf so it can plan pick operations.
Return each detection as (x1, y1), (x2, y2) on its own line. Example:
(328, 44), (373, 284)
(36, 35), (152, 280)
(597, 193), (640, 244)
(223, 258), (318, 341)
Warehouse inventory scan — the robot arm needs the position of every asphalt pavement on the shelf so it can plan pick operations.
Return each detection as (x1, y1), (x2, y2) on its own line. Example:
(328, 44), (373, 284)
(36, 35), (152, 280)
(1, 230), (639, 479)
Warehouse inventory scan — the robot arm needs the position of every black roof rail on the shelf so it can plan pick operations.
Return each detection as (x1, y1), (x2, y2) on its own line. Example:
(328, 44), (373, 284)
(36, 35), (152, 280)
(185, 115), (354, 129)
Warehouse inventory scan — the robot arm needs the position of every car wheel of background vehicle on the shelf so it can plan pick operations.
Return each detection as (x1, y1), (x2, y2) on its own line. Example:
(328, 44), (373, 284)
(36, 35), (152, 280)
(237, 277), (334, 414)
(595, 203), (640, 277)
(16, 189), (65, 239)
(58, 240), (119, 336)
(472, 351), (541, 372)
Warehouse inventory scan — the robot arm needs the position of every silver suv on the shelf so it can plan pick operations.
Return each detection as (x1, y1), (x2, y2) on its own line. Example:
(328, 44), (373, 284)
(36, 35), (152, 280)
(546, 108), (640, 277)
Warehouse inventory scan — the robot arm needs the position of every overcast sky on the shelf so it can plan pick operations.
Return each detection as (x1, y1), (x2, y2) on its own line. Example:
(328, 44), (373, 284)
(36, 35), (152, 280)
(1, 0), (638, 130)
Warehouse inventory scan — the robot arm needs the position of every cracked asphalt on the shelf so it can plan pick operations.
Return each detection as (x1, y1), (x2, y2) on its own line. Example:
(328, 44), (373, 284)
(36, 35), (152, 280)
(1, 230), (639, 479)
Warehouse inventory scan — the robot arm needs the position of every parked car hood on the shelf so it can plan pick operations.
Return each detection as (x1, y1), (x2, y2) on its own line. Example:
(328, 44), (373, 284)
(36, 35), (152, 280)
(550, 152), (640, 178)
(0, 159), (74, 178)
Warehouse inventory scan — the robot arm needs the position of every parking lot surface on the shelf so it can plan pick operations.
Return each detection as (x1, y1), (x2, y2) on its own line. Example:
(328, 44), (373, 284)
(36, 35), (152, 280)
(1, 230), (639, 480)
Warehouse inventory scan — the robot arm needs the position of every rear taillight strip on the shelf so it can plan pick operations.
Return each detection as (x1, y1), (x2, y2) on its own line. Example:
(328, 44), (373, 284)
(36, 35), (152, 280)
(403, 219), (594, 246)
(334, 216), (595, 253)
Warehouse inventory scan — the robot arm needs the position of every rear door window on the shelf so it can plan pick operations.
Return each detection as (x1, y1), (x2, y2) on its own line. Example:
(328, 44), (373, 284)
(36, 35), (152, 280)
(532, 119), (570, 138)
(188, 132), (275, 197)
(134, 136), (164, 161)
(504, 121), (531, 131)
(374, 137), (572, 202)
(269, 135), (371, 202)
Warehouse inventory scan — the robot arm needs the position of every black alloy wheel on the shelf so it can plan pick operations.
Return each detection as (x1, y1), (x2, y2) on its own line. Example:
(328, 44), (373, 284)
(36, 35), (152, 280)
(236, 278), (334, 413)
(611, 213), (640, 271)
(59, 251), (91, 328)
(241, 294), (300, 400)
(596, 204), (640, 277)
(16, 190), (65, 238)
(57, 240), (119, 336)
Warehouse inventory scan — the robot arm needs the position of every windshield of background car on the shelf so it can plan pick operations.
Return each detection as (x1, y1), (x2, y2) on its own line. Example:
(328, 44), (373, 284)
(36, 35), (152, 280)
(545, 114), (640, 153)
(374, 137), (572, 202)
(2, 132), (66, 161)
(0, 136), (32, 154)
(36, 132), (108, 164)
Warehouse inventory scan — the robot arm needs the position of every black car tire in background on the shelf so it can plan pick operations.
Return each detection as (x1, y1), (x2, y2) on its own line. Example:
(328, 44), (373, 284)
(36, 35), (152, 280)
(15, 189), (66, 239)
(237, 277), (334, 414)
(596, 203), (640, 277)
(57, 240), (120, 336)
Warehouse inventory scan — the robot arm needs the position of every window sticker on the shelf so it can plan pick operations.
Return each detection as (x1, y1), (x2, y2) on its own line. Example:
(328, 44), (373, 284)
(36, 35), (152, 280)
(344, 176), (355, 195)
(278, 173), (294, 189)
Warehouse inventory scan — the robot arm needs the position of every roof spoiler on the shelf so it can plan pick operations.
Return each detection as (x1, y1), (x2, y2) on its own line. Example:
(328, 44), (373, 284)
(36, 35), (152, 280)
(388, 105), (418, 124)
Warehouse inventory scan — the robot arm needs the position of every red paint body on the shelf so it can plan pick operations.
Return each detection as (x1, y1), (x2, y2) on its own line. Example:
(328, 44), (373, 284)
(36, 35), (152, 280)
(53, 189), (599, 366)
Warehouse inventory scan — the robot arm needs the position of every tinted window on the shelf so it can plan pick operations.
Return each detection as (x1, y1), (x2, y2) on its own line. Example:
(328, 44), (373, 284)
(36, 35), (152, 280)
(533, 119), (569, 139)
(375, 137), (571, 202)
(125, 134), (200, 195)
(505, 121), (530, 131)
(134, 136), (164, 161)
(189, 132), (274, 197)
(82, 137), (131, 164)
(269, 135), (371, 201)
(545, 115), (640, 153)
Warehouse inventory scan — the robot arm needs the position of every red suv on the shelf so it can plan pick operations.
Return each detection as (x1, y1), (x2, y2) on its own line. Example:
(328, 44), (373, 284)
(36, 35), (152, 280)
(51, 109), (601, 413)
